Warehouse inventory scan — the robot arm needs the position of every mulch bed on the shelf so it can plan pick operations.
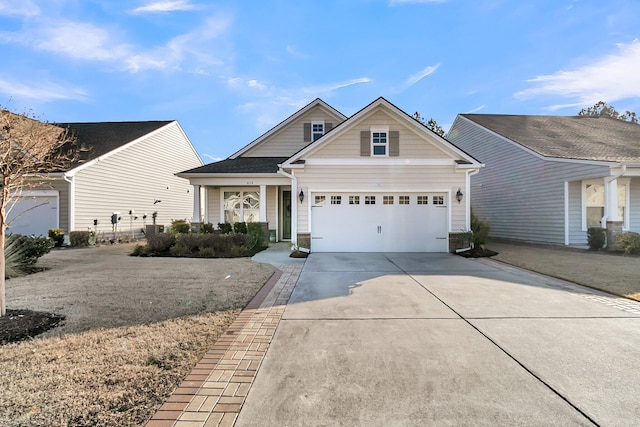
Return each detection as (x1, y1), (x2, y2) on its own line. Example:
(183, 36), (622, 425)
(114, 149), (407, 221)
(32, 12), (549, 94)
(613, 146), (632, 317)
(0, 309), (65, 345)
(456, 247), (499, 258)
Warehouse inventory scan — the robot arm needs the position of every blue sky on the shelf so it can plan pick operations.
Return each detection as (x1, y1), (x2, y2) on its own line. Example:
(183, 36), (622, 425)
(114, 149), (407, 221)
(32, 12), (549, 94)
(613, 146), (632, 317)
(1, 0), (639, 163)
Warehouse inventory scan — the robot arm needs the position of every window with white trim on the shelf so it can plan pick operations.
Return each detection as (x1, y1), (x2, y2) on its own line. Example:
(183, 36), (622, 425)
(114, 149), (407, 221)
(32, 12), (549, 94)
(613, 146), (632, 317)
(417, 195), (429, 205)
(399, 196), (410, 205)
(224, 191), (260, 223)
(312, 121), (325, 141)
(315, 195), (326, 205)
(383, 196), (394, 205)
(584, 179), (629, 229)
(331, 195), (342, 205)
(433, 196), (444, 205)
(365, 196), (376, 205)
(585, 183), (605, 228)
(349, 195), (360, 205)
(371, 127), (388, 156)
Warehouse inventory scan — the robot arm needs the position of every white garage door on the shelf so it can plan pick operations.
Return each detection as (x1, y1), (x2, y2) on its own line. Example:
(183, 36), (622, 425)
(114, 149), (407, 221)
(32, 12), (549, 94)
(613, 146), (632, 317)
(7, 193), (59, 237)
(310, 192), (448, 252)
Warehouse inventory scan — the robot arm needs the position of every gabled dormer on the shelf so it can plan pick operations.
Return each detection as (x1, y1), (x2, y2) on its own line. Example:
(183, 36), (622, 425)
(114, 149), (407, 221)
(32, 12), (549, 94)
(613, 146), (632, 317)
(231, 99), (346, 159)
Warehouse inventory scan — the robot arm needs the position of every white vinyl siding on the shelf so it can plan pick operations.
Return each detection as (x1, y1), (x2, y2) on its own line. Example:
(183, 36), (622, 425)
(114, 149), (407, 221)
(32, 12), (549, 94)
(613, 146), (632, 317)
(309, 109), (452, 159)
(72, 122), (202, 234)
(630, 178), (640, 232)
(295, 164), (466, 235)
(449, 116), (610, 246)
(244, 105), (343, 157)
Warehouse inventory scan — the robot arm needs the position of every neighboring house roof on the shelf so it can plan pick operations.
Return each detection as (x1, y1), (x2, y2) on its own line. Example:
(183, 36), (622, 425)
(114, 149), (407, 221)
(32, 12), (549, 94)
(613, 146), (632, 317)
(55, 120), (174, 169)
(460, 114), (640, 162)
(180, 157), (289, 174)
(228, 98), (347, 159)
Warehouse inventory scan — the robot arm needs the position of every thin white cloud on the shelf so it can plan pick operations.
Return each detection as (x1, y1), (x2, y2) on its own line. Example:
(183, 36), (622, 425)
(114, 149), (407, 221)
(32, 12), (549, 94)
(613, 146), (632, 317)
(32, 20), (131, 62)
(202, 154), (223, 162)
(131, 1), (201, 14)
(466, 105), (486, 114)
(0, 76), (88, 102)
(0, 0), (40, 17)
(302, 77), (372, 94)
(404, 64), (440, 88)
(1, 13), (232, 74)
(515, 40), (640, 109)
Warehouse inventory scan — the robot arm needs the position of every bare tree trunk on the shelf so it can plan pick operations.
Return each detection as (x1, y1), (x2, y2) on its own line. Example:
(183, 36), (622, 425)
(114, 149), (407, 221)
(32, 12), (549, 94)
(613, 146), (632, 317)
(0, 177), (8, 316)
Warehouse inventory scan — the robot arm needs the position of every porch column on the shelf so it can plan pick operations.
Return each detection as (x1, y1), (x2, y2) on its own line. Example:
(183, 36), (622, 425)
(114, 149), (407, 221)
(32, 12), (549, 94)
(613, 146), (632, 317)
(192, 185), (201, 223)
(605, 178), (622, 250)
(259, 185), (267, 221)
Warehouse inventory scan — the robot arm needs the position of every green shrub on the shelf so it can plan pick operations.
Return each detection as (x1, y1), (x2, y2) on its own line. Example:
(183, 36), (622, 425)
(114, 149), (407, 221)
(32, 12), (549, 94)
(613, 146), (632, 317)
(616, 232), (640, 255)
(146, 233), (175, 255)
(170, 219), (191, 234)
(470, 211), (490, 247)
(587, 227), (606, 251)
(217, 222), (232, 234)
(247, 222), (265, 250)
(200, 222), (215, 234)
(48, 228), (65, 247)
(69, 231), (92, 247)
(131, 244), (150, 257)
(233, 222), (247, 234)
(5, 234), (53, 278)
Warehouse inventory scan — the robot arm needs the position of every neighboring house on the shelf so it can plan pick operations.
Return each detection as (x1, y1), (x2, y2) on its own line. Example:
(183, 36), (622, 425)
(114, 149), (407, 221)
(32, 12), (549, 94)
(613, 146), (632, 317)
(8, 120), (203, 238)
(448, 114), (640, 247)
(178, 97), (482, 252)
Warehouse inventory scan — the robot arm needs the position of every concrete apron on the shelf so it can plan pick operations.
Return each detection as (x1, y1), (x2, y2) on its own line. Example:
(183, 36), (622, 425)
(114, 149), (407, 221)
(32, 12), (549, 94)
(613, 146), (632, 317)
(236, 253), (640, 427)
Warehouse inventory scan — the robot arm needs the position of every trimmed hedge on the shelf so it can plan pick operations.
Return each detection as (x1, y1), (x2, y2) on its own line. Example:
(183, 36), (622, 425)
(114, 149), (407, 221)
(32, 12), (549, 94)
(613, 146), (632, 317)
(587, 227), (606, 251)
(70, 231), (92, 247)
(616, 232), (640, 255)
(170, 219), (191, 234)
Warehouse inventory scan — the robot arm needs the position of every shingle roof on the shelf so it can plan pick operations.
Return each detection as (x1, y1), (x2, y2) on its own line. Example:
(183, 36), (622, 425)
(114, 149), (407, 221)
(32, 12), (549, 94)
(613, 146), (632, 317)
(55, 121), (173, 169)
(180, 157), (289, 174)
(461, 114), (640, 162)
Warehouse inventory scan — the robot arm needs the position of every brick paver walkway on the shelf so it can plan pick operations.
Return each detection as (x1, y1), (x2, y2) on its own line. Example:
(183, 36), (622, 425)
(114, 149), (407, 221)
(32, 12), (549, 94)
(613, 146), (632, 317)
(145, 262), (302, 427)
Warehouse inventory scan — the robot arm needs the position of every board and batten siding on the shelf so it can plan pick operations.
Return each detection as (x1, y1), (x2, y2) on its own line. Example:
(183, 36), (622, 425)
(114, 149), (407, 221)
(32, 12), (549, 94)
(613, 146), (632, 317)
(449, 116), (610, 245)
(310, 108), (451, 159)
(244, 105), (344, 158)
(295, 164), (467, 234)
(72, 122), (202, 234)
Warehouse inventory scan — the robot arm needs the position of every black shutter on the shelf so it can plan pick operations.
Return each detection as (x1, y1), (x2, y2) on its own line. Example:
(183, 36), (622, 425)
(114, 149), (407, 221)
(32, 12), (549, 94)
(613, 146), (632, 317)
(303, 122), (311, 142)
(389, 131), (399, 157)
(360, 131), (370, 156)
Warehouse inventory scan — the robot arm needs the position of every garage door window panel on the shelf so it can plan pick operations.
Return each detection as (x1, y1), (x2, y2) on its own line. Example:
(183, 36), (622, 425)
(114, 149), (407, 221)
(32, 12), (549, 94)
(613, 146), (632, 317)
(365, 196), (376, 205)
(349, 196), (360, 205)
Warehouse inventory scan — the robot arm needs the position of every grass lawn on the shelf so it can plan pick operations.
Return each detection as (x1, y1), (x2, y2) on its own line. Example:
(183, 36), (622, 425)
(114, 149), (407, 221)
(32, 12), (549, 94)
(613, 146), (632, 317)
(0, 243), (274, 426)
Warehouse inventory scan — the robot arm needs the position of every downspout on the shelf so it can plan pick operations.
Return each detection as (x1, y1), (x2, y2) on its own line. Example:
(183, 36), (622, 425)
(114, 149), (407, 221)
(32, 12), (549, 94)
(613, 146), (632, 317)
(466, 169), (480, 231)
(602, 165), (627, 248)
(63, 173), (75, 238)
(277, 167), (297, 247)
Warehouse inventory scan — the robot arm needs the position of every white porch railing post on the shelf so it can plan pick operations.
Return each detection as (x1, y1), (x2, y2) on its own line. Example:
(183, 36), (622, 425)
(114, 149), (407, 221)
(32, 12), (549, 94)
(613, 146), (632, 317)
(259, 185), (267, 222)
(607, 179), (619, 222)
(192, 185), (201, 223)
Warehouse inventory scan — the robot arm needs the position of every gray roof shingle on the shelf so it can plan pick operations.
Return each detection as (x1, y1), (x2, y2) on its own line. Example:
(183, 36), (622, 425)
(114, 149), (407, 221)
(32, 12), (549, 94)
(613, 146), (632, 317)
(461, 114), (640, 162)
(56, 121), (173, 169)
(180, 157), (289, 174)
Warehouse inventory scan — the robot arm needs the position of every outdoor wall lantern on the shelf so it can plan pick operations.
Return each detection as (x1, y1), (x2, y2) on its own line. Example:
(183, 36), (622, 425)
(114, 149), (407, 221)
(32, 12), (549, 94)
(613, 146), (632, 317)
(456, 188), (463, 203)
(298, 189), (305, 203)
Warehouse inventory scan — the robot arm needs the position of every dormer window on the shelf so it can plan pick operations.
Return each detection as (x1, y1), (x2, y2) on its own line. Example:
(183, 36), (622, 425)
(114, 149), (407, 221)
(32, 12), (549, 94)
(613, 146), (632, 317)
(312, 121), (324, 141)
(371, 127), (389, 156)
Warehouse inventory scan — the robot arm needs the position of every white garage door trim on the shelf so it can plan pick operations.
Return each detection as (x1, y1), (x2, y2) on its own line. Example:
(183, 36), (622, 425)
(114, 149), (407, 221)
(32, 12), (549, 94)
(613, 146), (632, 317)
(309, 190), (450, 252)
(7, 190), (60, 237)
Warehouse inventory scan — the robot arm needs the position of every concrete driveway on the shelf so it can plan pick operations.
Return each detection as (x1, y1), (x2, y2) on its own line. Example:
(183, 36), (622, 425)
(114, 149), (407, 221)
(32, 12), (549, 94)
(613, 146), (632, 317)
(236, 253), (640, 426)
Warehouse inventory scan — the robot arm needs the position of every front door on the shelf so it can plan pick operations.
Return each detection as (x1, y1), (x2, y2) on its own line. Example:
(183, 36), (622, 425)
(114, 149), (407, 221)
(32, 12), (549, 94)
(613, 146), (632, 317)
(282, 190), (292, 240)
